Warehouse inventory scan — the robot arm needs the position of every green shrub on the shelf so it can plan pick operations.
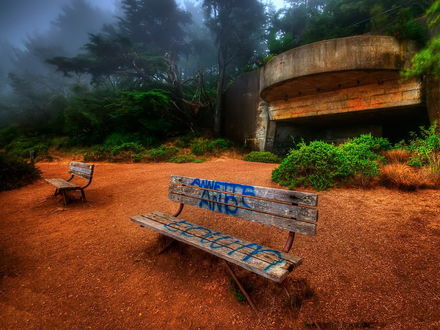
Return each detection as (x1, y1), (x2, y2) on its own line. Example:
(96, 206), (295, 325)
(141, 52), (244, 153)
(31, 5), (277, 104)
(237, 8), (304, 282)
(407, 123), (440, 170)
(110, 142), (145, 156)
(148, 145), (180, 161)
(272, 139), (382, 190)
(174, 134), (198, 148)
(83, 145), (111, 162)
(133, 152), (146, 162)
(103, 132), (156, 148)
(190, 138), (211, 155)
(272, 141), (346, 190)
(243, 151), (281, 163)
(0, 126), (21, 147)
(190, 138), (233, 155)
(347, 134), (392, 152)
(6, 137), (50, 161)
(49, 136), (70, 149)
(210, 138), (233, 150)
(169, 154), (203, 163)
(0, 153), (41, 191)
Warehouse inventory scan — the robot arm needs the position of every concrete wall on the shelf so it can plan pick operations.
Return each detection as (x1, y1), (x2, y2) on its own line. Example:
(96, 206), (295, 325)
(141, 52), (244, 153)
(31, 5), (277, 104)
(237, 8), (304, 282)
(260, 35), (416, 102)
(222, 35), (433, 152)
(269, 78), (422, 120)
(427, 77), (440, 123)
(222, 70), (260, 147)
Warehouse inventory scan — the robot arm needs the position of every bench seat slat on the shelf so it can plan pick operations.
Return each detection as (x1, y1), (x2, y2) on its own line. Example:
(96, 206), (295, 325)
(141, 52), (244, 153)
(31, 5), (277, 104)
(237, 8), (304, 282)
(169, 193), (317, 235)
(131, 211), (302, 282)
(148, 211), (301, 265)
(45, 178), (79, 189)
(70, 161), (93, 169)
(169, 184), (317, 222)
(69, 162), (93, 180)
(171, 175), (318, 206)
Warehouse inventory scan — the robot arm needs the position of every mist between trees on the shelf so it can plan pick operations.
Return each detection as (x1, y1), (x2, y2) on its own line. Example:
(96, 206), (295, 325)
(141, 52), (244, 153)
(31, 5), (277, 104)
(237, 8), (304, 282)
(0, 0), (436, 151)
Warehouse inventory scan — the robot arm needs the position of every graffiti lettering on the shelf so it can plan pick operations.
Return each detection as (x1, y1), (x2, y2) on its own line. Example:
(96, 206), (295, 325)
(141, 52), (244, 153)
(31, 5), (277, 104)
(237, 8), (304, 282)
(190, 178), (256, 215)
(162, 220), (286, 273)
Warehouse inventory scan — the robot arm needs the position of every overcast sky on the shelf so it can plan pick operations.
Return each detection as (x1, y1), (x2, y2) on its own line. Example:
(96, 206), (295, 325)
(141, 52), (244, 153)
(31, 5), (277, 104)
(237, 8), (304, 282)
(0, 0), (286, 49)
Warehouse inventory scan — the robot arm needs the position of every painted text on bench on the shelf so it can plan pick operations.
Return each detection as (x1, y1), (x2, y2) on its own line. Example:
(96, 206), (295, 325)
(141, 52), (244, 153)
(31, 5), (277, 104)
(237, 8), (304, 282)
(190, 178), (256, 215)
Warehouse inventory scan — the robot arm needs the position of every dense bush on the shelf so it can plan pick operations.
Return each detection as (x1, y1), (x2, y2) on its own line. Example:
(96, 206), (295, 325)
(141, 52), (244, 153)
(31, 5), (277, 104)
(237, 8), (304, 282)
(346, 134), (392, 152)
(190, 138), (233, 155)
(243, 151), (281, 163)
(169, 154), (203, 163)
(110, 142), (145, 156)
(5, 137), (50, 161)
(0, 153), (41, 191)
(83, 145), (111, 162)
(272, 137), (382, 190)
(63, 89), (176, 146)
(148, 145), (180, 161)
(407, 124), (440, 170)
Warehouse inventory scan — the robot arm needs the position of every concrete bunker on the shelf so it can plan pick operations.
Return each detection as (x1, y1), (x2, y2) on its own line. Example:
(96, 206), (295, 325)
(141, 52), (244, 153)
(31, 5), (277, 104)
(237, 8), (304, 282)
(223, 35), (438, 153)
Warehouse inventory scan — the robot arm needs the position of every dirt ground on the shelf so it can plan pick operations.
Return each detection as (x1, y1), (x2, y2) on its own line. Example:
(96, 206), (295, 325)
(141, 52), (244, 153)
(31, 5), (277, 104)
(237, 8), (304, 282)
(0, 159), (439, 329)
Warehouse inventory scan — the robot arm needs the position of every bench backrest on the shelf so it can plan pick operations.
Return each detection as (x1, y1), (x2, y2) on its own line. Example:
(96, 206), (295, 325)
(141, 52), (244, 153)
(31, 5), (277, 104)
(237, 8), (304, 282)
(169, 175), (318, 236)
(68, 161), (94, 180)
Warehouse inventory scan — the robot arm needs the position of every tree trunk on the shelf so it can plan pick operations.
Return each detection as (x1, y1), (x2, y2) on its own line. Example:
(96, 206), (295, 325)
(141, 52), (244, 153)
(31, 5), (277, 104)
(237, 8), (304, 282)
(214, 58), (225, 136)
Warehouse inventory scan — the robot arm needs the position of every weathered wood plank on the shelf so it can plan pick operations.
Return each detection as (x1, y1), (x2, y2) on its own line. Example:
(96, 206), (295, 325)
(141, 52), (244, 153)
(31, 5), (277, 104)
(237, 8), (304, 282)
(169, 184), (317, 222)
(168, 193), (317, 235)
(170, 175), (318, 206)
(70, 161), (93, 169)
(68, 162), (94, 180)
(131, 212), (302, 282)
(147, 211), (301, 265)
(45, 178), (78, 189)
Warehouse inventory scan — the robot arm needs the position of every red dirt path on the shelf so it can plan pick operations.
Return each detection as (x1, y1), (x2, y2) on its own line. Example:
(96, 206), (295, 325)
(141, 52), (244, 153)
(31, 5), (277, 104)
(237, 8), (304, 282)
(0, 159), (439, 329)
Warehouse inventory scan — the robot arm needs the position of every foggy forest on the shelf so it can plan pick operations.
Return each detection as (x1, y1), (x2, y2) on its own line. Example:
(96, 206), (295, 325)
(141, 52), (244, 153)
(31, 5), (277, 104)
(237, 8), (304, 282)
(1, 1), (440, 328)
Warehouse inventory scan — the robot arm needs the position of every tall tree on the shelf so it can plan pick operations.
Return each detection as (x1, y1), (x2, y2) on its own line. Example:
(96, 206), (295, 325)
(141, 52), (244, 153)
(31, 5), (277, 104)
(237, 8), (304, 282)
(203, 0), (266, 135)
(118, 0), (191, 58)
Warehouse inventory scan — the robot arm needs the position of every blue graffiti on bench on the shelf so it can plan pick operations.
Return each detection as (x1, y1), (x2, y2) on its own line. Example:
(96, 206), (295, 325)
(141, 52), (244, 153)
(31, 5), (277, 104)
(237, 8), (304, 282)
(163, 220), (286, 272)
(190, 178), (256, 215)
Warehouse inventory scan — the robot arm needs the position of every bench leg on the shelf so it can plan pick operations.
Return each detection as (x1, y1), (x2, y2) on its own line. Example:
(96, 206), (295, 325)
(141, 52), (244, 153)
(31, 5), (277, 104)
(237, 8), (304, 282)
(61, 191), (68, 206)
(54, 189), (59, 196)
(158, 237), (175, 255)
(80, 189), (86, 202)
(223, 260), (258, 313)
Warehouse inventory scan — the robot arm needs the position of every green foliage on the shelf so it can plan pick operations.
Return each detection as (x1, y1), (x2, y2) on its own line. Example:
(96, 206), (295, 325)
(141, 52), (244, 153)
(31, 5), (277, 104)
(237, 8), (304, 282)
(0, 126), (21, 147)
(427, 0), (440, 28)
(267, 33), (295, 55)
(190, 138), (233, 155)
(110, 142), (145, 156)
(402, 37), (440, 78)
(63, 88), (173, 146)
(83, 145), (111, 162)
(272, 136), (383, 190)
(269, 0), (431, 50)
(0, 153), (41, 191)
(5, 137), (50, 161)
(49, 136), (70, 149)
(169, 154), (204, 163)
(407, 123), (440, 170)
(243, 151), (281, 163)
(401, 1), (440, 79)
(388, 8), (427, 46)
(148, 145), (180, 161)
(174, 134), (198, 148)
(346, 134), (392, 152)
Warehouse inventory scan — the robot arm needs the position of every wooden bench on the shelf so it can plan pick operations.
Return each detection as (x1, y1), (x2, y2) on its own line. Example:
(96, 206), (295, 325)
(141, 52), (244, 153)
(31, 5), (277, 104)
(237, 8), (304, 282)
(45, 161), (94, 206)
(130, 175), (318, 310)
